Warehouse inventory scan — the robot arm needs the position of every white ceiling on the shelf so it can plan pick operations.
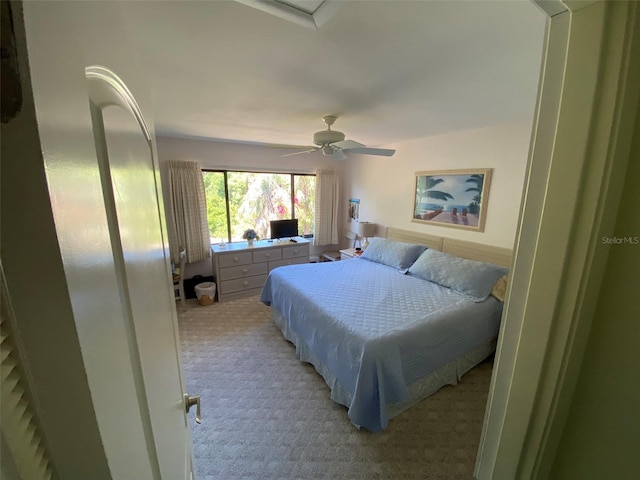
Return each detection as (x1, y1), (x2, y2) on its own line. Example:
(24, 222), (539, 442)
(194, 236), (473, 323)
(120, 0), (546, 148)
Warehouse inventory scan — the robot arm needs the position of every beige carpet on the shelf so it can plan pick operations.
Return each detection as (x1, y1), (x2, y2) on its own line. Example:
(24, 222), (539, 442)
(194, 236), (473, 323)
(177, 296), (493, 480)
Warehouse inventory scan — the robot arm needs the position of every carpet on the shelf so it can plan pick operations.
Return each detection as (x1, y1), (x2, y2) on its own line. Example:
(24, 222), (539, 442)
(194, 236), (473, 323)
(177, 296), (493, 480)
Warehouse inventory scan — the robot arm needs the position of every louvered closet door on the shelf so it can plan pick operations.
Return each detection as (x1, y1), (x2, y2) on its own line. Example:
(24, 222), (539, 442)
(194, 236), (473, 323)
(1, 273), (54, 480)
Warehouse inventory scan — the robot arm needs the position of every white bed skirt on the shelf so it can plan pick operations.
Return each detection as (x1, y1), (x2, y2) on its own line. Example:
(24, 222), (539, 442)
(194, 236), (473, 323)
(272, 307), (496, 426)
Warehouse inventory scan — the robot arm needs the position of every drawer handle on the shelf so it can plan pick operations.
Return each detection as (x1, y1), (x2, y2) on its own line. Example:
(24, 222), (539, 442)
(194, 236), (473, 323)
(233, 256), (239, 262)
(293, 249), (298, 254)
(242, 268), (248, 274)
(266, 253), (271, 258)
(243, 281), (249, 287)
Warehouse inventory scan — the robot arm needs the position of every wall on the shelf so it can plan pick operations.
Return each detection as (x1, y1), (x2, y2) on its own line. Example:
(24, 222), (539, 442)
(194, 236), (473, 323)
(157, 135), (338, 174)
(156, 136), (339, 277)
(158, 119), (532, 278)
(13, 0), (199, 476)
(477, 2), (640, 477)
(549, 99), (640, 480)
(340, 120), (533, 248)
(1, 1), (168, 477)
(1, 3), (111, 476)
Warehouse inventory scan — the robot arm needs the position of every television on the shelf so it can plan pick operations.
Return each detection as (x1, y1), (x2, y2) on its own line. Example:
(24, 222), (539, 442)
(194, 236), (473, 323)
(270, 219), (298, 239)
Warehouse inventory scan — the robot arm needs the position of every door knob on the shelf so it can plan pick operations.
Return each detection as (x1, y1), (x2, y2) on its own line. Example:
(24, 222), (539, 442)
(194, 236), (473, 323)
(183, 393), (201, 424)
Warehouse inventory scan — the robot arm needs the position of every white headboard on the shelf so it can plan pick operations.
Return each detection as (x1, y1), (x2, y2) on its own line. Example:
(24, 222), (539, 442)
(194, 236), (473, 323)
(386, 227), (512, 268)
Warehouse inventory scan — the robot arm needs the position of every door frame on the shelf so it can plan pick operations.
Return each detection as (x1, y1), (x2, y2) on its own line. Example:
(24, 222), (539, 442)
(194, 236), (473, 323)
(475, 1), (640, 478)
(3, 2), (196, 478)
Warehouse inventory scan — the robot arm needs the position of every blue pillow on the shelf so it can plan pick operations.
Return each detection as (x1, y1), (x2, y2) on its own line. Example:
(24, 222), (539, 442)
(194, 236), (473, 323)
(408, 249), (508, 301)
(360, 238), (426, 272)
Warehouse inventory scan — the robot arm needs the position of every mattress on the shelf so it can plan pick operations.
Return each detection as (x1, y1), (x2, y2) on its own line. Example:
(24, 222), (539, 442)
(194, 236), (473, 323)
(260, 258), (502, 431)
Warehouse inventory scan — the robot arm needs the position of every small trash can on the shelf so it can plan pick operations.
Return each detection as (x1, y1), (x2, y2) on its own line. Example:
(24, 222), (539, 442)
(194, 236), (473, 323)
(195, 282), (216, 306)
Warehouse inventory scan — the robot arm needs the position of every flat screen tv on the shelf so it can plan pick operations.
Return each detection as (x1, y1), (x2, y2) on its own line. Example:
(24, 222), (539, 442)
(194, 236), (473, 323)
(270, 219), (298, 239)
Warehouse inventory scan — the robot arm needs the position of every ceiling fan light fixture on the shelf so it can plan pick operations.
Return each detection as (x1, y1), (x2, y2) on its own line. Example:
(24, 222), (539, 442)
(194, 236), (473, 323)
(313, 129), (345, 146)
(283, 116), (395, 160)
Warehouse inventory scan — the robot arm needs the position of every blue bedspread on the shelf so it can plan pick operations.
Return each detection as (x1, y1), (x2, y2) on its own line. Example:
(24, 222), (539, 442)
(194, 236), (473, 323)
(260, 258), (502, 431)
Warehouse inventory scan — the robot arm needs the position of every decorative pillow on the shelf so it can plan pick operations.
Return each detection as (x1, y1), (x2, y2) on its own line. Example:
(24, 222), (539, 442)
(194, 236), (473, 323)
(491, 275), (509, 302)
(360, 238), (426, 273)
(408, 249), (508, 301)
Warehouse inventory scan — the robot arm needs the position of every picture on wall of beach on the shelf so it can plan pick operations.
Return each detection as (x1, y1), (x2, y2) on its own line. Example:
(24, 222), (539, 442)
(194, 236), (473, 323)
(412, 169), (492, 232)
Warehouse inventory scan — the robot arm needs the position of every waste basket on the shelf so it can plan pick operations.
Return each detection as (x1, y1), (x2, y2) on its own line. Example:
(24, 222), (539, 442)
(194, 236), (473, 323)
(184, 275), (214, 299)
(195, 282), (216, 306)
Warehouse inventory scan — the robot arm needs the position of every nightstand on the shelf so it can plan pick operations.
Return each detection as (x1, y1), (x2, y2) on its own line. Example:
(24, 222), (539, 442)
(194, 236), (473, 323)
(339, 248), (359, 260)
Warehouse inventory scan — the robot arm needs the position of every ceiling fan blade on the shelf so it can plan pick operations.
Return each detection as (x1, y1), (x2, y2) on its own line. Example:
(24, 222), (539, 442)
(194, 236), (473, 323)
(347, 147), (396, 157)
(331, 150), (348, 161)
(281, 148), (318, 157)
(332, 139), (396, 157)
(332, 139), (365, 150)
(294, 119), (394, 161)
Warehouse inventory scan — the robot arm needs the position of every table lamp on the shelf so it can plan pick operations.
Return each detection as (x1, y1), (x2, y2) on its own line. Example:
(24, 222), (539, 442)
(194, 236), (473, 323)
(357, 221), (376, 249)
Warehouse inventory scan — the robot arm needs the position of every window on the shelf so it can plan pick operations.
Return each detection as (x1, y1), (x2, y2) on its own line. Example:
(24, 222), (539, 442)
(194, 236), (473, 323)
(202, 170), (315, 243)
(293, 174), (315, 236)
(202, 171), (228, 243)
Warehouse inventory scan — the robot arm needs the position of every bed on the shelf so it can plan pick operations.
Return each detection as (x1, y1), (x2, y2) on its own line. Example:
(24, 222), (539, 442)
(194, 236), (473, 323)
(260, 227), (511, 432)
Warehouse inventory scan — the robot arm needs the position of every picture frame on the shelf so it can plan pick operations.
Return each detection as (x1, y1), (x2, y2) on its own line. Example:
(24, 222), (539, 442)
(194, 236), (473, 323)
(412, 168), (492, 232)
(348, 198), (360, 222)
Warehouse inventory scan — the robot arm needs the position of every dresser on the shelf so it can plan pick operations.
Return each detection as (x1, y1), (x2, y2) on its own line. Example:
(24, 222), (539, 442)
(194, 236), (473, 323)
(212, 238), (310, 302)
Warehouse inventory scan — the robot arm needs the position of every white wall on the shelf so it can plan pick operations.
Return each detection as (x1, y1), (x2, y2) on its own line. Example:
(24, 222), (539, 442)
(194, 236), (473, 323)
(157, 120), (532, 278)
(156, 136), (339, 277)
(340, 120), (533, 248)
(4, 1), (159, 477)
(157, 135), (338, 174)
(549, 91), (640, 480)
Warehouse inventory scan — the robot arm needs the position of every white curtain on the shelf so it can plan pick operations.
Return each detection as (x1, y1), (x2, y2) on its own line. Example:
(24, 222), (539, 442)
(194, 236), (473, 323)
(313, 169), (339, 246)
(167, 160), (210, 264)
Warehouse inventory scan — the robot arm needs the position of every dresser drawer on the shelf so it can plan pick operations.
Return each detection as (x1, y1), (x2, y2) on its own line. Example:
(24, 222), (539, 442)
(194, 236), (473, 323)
(269, 256), (308, 271)
(220, 274), (269, 295)
(253, 249), (282, 263)
(220, 262), (268, 281)
(218, 251), (253, 268)
(212, 239), (310, 302)
(282, 244), (309, 259)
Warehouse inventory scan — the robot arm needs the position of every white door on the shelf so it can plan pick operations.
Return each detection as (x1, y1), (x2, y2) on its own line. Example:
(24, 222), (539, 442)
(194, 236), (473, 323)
(19, 1), (196, 476)
(81, 65), (195, 478)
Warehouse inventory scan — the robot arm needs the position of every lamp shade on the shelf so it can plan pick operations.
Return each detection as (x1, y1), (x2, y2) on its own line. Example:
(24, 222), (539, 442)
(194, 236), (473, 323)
(357, 221), (376, 238)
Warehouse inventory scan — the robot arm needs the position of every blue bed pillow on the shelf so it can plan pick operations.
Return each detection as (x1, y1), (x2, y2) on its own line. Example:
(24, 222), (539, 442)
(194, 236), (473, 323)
(360, 238), (426, 272)
(408, 248), (508, 301)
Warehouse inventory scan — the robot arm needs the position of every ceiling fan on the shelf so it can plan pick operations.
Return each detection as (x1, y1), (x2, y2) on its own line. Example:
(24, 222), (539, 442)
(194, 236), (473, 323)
(283, 116), (396, 160)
